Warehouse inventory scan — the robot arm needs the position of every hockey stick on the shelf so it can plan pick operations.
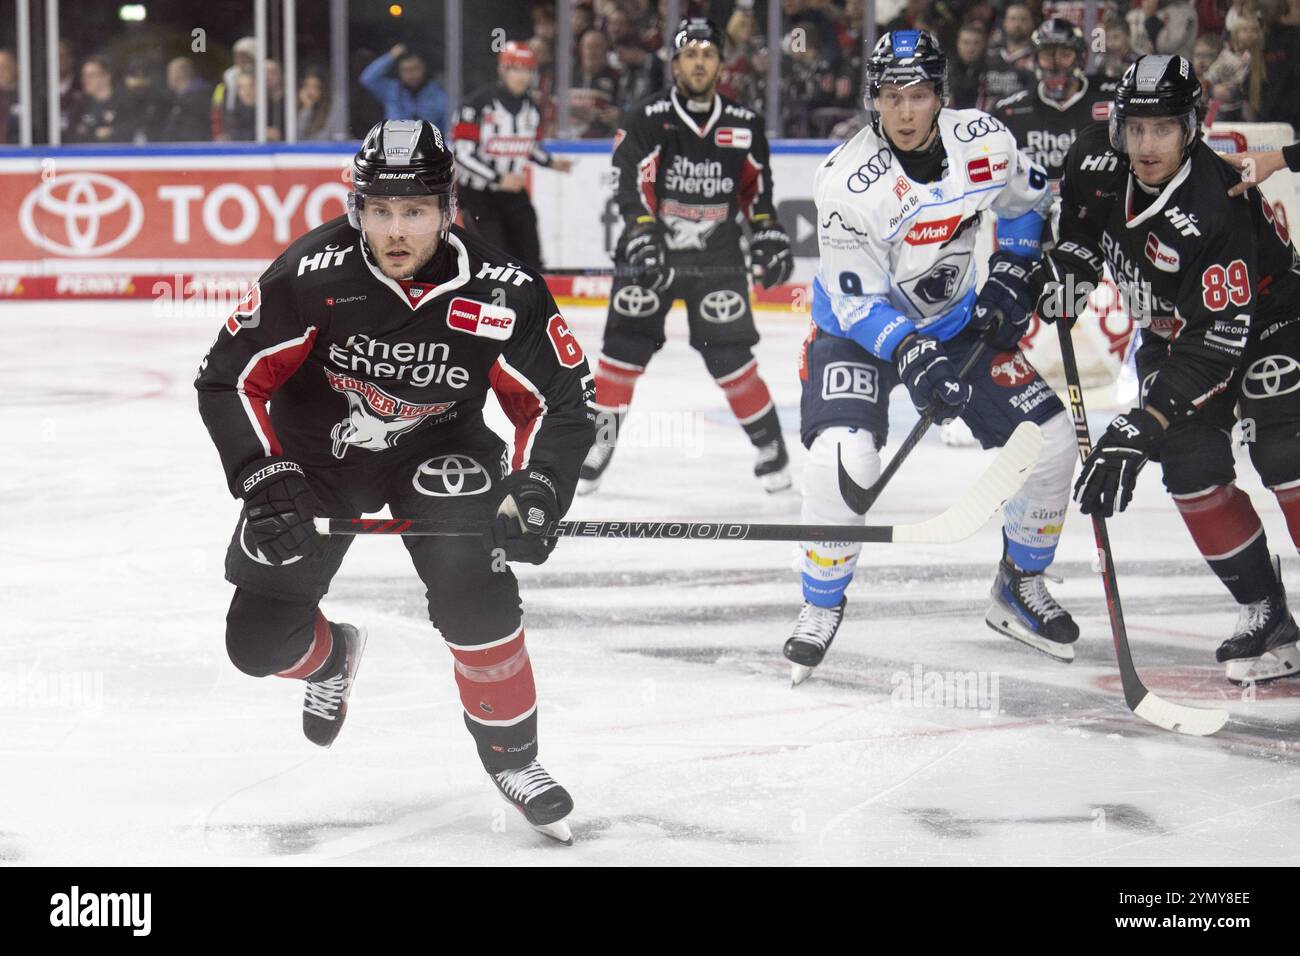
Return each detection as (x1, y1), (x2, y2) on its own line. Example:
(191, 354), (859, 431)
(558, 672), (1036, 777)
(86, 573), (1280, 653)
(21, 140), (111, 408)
(1055, 306), (1229, 737)
(836, 313), (1003, 515)
(548, 264), (753, 280)
(315, 420), (1042, 545)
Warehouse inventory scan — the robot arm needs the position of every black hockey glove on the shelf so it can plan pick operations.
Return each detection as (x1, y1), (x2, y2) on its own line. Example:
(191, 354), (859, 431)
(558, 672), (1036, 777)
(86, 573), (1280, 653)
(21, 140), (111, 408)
(750, 220), (794, 289)
(894, 334), (972, 424)
(622, 219), (675, 292)
(972, 252), (1038, 350)
(488, 469), (560, 565)
(237, 457), (322, 565)
(1035, 244), (1104, 329)
(1073, 408), (1164, 517)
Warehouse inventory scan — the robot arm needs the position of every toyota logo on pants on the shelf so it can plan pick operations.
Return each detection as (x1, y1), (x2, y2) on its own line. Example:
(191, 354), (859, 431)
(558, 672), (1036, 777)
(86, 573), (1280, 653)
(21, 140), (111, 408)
(19, 172), (144, 256)
(612, 284), (661, 317)
(412, 455), (493, 496)
(1243, 355), (1300, 398)
(699, 289), (746, 323)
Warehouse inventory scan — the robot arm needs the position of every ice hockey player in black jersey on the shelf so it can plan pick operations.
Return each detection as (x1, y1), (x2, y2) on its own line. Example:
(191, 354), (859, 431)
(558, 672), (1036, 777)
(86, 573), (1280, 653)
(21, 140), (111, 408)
(991, 17), (1117, 182)
(194, 119), (595, 843)
(1046, 54), (1300, 684)
(452, 41), (573, 270)
(579, 17), (796, 495)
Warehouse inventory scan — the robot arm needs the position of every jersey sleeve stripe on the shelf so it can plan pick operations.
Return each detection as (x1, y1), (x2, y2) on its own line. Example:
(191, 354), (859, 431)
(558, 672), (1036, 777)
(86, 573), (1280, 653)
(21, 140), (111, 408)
(235, 327), (318, 457)
(489, 353), (549, 470)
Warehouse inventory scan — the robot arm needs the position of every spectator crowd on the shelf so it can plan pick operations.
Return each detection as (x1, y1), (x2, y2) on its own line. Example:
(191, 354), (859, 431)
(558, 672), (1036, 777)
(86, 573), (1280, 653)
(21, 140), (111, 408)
(3, 0), (1300, 145)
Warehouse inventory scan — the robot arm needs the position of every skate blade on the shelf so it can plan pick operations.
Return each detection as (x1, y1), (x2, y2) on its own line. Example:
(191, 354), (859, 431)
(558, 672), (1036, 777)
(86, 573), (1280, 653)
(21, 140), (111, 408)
(316, 625), (369, 750)
(790, 662), (815, 687)
(759, 468), (793, 494)
(531, 818), (574, 845)
(984, 611), (1075, 662)
(1227, 644), (1300, 684)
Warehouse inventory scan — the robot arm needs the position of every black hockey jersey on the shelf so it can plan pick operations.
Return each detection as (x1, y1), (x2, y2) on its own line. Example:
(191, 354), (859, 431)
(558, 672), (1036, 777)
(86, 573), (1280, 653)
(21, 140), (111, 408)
(452, 82), (554, 193)
(195, 218), (595, 510)
(1054, 124), (1300, 422)
(613, 86), (778, 264)
(992, 75), (1116, 180)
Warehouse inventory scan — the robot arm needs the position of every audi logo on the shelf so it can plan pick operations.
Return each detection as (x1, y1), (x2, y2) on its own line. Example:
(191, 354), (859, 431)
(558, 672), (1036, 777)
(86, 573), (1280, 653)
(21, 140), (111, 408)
(953, 116), (1007, 143)
(19, 172), (144, 256)
(1242, 355), (1300, 399)
(846, 148), (895, 193)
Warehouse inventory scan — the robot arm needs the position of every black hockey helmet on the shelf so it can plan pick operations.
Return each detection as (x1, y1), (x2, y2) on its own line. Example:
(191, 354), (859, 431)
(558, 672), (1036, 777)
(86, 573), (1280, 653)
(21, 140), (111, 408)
(1109, 54), (1203, 156)
(672, 17), (724, 58)
(1032, 17), (1087, 97)
(864, 30), (947, 136)
(349, 119), (456, 235)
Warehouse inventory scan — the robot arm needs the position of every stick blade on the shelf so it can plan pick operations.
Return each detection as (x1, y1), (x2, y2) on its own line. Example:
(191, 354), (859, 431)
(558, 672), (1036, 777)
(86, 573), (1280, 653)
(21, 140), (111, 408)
(893, 421), (1044, 545)
(1133, 692), (1229, 737)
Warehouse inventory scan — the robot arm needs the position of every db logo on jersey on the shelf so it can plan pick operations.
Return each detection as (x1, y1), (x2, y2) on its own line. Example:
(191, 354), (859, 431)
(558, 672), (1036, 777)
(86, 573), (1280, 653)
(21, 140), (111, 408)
(715, 127), (752, 149)
(966, 153), (1008, 185)
(821, 362), (878, 402)
(446, 297), (516, 340)
(905, 216), (961, 245)
(989, 350), (1034, 388)
(1144, 232), (1180, 272)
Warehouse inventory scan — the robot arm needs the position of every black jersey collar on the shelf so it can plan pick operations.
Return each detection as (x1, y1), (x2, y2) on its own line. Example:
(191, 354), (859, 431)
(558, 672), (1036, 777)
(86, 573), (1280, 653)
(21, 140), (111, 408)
(1038, 75), (1089, 112)
(670, 87), (722, 138)
(1124, 158), (1192, 228)
(362, 232), (473, 310)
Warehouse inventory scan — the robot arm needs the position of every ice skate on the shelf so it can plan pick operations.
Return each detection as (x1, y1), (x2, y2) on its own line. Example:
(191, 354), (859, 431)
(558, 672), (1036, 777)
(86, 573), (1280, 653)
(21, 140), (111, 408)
(1217, 565), (1300, 684)
(489, 758), (575, 844)
(784, 598), (846, 686)
(303, 622), (367, 747)
(755, 438), (792, 493)
(986, 559), (1079, 662)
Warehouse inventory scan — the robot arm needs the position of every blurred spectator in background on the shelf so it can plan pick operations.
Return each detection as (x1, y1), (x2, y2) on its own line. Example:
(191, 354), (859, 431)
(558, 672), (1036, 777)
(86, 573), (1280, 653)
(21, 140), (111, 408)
(66, 56), (139, 143)
(570, 29), (621, 137)
(158, 56), (212, 142)
(572, 2), (597, 51)
(1258, 0), (1300, 125)
(1224, 0), (1261, 33)
(0, 50), (18, 144)
(1199, 0), (1231, 34)
(950, 21), (990, 107)
(297, 69), (344, 140)
(780, 22), (837, 136)
(1126, 0), (1198, 59)
(1192, 31), (1223, 94)
(528, 36), (557, 135)
(212, 37), (256, 139)
(984, 2), (1036, 103)
(719, 5), (762, 105)
(885, 0), (932, 33)
(1206, 13), (1265, 120)
(1095, 16), (1138, 77)
(222, 69), (258, 140)
(360, 43), (449, 132)
(610, 6), (664, 104)
(263, 58), (286, 141)
(122, 59), (168, 143)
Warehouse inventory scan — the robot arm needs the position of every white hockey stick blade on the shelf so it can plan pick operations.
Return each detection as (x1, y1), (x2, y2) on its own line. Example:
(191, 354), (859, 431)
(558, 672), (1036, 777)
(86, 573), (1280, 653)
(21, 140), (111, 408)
(1133, 691), (1229, 737)
(892, 421), (1044, 545)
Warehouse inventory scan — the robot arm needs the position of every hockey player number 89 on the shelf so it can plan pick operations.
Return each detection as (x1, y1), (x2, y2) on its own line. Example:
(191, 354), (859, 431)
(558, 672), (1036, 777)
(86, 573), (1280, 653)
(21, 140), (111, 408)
(1201, 260), (1250, 310)
(547, 314), (585, 368)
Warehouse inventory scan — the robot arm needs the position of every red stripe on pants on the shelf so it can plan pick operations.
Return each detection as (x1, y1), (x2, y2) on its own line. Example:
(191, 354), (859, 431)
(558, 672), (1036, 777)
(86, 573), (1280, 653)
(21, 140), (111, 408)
(1173, 484), (1264, 560)
(276, 611), (333, 679)
(716, 362), (773, 422)
(451, 632), (537, 723)
(1274, 484), (1300, 549)
(594, 356), (643, 410)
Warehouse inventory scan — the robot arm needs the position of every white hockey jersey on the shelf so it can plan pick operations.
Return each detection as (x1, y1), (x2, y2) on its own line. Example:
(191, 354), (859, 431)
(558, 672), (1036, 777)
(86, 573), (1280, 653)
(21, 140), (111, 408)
(811, 108), (1052, 361)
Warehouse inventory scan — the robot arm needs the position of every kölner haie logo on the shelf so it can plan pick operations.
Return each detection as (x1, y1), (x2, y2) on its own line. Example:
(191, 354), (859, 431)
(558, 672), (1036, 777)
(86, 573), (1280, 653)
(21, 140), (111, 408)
(19, 172), (144, 256)
(50, 885), (151, 936)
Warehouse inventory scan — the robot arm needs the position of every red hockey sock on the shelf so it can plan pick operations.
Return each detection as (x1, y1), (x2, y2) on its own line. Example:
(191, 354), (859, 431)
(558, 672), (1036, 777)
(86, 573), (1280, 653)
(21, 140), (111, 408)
(449, 626), (537, 726)
(714, 359), (774, 425)
(1273, 480), (1300, 550)
(594, 355), (644, 411)
(275, 610), (334, 679)
(1173, 484), (1264, 559)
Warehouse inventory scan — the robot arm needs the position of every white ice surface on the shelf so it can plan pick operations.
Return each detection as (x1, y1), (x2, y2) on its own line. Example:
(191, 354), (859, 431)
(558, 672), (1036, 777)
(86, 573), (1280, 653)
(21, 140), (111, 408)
(2, 301), (1298, 866)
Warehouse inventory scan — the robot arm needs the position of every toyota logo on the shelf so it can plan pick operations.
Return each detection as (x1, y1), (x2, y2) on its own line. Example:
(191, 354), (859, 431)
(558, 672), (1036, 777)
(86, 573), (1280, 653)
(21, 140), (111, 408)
(612, 284), (661, 317)
(846, 148), (894, 193)
(953, 116), (1006, 143)
(19, 172), (144, 256)
(1243, 355), (1300, 399)
(699, 289), (747, 323)
(412, 455), (493, 497)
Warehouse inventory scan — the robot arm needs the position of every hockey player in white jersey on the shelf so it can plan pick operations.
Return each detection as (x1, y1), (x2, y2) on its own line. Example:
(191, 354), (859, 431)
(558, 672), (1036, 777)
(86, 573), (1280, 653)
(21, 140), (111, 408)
(785, 30), (1082, 684)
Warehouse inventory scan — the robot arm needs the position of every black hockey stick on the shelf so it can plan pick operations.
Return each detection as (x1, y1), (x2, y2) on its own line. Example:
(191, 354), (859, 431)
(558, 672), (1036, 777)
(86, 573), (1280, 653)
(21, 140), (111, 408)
(837, 313), (1002, 515)
(1055, 302), (1229, 737)
(548, 264), (752, 280)
(315, 421), (1042, 545)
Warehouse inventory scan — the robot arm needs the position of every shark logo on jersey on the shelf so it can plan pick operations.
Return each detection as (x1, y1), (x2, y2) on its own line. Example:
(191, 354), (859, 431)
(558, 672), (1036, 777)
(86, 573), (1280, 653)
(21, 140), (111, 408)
(326, 370), (456, 459)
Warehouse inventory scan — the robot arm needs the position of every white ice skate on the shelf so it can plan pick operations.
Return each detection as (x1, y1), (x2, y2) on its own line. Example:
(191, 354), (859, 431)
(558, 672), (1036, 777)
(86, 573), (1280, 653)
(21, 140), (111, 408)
(784, 598), (846, 686)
